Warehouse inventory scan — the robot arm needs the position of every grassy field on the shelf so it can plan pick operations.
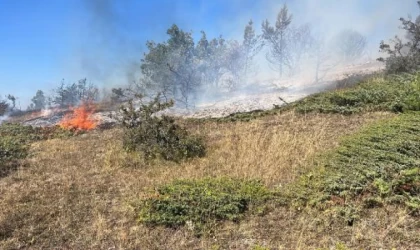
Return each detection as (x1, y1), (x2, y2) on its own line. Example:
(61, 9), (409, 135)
(0, 73), (419, 249)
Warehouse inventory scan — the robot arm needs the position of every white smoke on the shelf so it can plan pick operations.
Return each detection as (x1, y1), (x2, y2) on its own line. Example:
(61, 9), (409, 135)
(0, 114), (9, 125)
(5, 1), (418, 115)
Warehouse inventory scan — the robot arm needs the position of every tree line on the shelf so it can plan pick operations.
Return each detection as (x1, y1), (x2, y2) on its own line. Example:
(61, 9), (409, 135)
(2, 2), (420, 116)
(120, 4), (368, 107)
(112, 1), (420, 106)
(0, 78), (99, 116)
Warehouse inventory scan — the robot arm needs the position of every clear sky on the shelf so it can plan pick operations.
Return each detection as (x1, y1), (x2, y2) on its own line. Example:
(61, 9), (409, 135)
(0, 0), (418, 108)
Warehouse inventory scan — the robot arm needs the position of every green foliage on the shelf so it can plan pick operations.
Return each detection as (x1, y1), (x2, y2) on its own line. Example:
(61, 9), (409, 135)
(138, 178), (273, 233)
(288, 112), (420, 215)
(118, 94), (205, 162)
(378, 2), (420, 74)
(0, 123), (73, 176)
(139, 23), (264, 107)
(195, 72), (417, 123)
(51, 78), (98, 108)
(0, 122), (72, 142)
(0, 99), (9, 116)
(294, 73), (420, 114)
(262, 4), (315, 77)
(6, 94), (16, 110)
(0, 123), (35, 175)
(30, 90), (46, 110)
(0, 136), (28, 163)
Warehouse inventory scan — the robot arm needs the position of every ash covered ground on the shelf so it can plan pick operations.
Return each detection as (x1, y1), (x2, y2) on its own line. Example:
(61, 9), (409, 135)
(19, 62), (382, 127)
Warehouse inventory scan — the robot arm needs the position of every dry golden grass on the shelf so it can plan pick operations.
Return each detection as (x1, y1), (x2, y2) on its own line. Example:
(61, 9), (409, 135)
(2, 111), (417, 249)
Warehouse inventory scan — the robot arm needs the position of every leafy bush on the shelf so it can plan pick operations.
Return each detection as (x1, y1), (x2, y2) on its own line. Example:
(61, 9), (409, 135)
(118, 94), (205, 162)
(294, 73), (420, 114)
(0, 136), (28, 162)
(0, 100), (8, 116)
(0, 136), (28, 177)
(378, 2), (420, 74)
(138, 178), (273, 233)
(288, 112), (420, 214)
(0, 124), (34, 176)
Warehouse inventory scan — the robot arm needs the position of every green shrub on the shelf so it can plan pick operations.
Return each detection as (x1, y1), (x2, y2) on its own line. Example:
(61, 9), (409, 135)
(0, 135), (28, 177)
(378, 3), (420, 74)
(294, 73), (420, 115)
(118, 94), (205, 162)
(0, 100), (8, 116)
(138, 178), (273, 233)
(398, 74), (420, 111)
(288, 112), (420, 214)
(0, 123), (43, 168)
(0, 123), (72, 176)
(0, 136), (28, 162)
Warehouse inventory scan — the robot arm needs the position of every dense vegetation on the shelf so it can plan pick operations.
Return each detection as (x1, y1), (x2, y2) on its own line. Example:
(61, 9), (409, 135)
(0, 123), (72, 177)
(378, 1), (420, 74)
(138, 178), (274, 235)
(118, 94), (205, 162)
(294, 73), (420, 114)
(1, 2), (420, 249)
(288, 112), (419, 216)
(1, 73), (418, 248)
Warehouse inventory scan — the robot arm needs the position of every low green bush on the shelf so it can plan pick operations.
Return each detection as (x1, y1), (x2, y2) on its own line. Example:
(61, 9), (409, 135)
(0, 136), (28, 163)
(138, 178), (273, 233)
(294, 73), (420, 115)
(287, 112), (420, 215)
(0, 123), (72, 176)
(118, 94), (205, 162)
(378, 4), (420, 75)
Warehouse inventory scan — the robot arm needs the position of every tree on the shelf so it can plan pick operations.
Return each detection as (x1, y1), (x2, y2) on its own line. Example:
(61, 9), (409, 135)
(140, 25), (241, 107)
(262, 4), (293, 76)
(76, 78), (99, 102)
(332, 29), (367, 63)
(195, 32), (227, 88)
(223, 40), (245, 89)
(140, 25), (201, 108)
(139, 23), (265, 105)
(378, 1), (420, 74)
(51, 79), (99, 108)
(6, 95), (16, 110)
(242, 20), (263, 79)
(110, 87), (128, 103)
(310, 34), (343, 83)
(287, 24), (314, 75)
(31, 90), (46, 110)
(51, 80), (70, 107)
(0, 99), (8, 116)
(312, 36), (330, 83)
(117, 93), (205, 162)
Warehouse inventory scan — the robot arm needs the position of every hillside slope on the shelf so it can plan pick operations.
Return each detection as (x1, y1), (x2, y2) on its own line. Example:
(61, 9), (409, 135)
(0, 73), (419, 249)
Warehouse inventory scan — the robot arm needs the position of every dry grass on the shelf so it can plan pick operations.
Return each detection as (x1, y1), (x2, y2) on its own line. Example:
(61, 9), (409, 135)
(2, 111), (416, 249)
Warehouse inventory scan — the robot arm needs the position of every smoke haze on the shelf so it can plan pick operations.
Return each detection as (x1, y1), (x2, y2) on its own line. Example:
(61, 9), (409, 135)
(74, 0), (417, 85)
(0, 0), (419, 108)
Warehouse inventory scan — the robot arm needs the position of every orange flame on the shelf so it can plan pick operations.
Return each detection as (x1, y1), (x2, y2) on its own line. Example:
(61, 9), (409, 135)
(59, 102), (98, 130)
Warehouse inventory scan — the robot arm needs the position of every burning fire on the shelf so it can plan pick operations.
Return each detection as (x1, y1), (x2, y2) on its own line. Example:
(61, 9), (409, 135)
(59, 102), (98, 130)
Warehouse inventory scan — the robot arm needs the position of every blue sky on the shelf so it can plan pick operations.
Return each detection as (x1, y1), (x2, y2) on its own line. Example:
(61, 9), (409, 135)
(0, 0), (418, 108)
